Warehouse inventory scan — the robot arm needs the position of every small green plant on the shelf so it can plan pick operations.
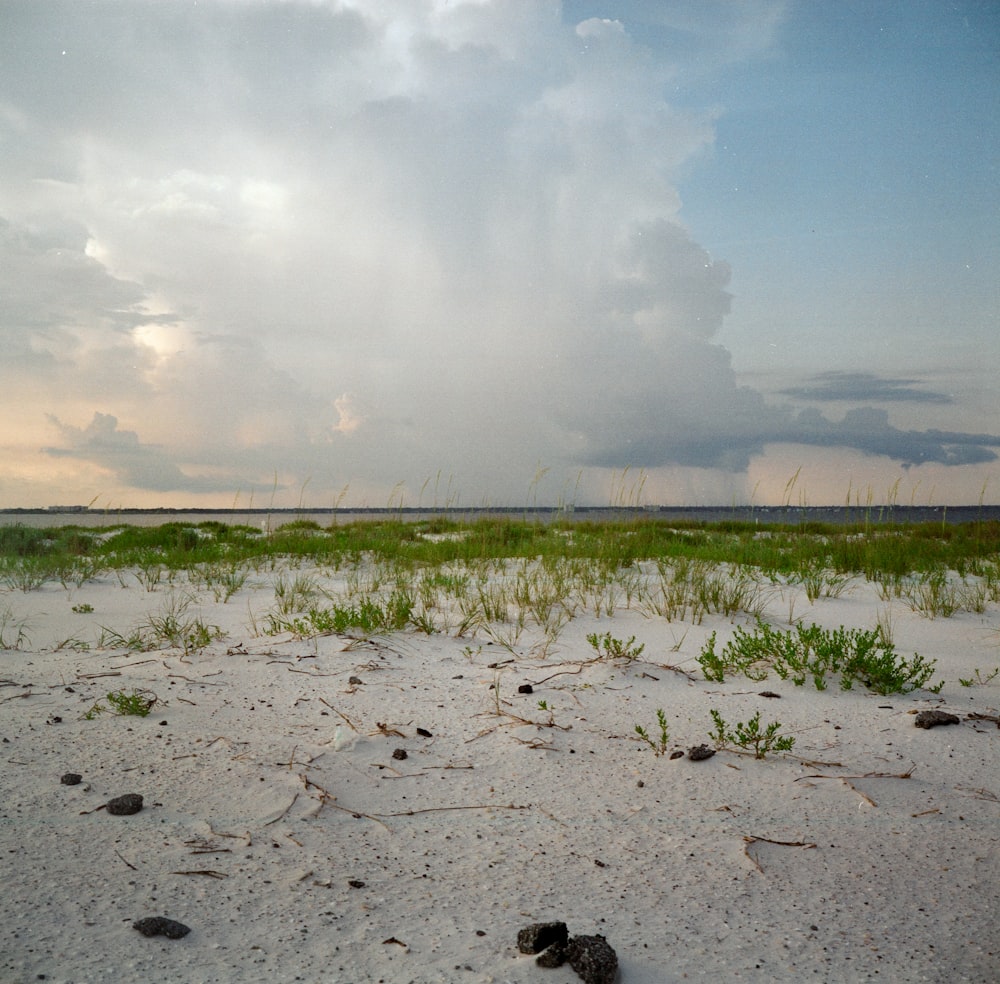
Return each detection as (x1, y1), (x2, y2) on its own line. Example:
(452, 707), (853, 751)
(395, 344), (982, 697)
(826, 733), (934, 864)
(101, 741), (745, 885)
(709, 709), (795, 759)
(134, 561), (164, 592)
(635, 708), (670, 756)
(409, 606), (439, 635)
(587, 631), (644, 663)
(72, 603), (94, 614)
(194, 562), (250, 603)
(97, 625), (143, 651)
(0, 604), (32, 649)
(146, 595), (221, 654)
(959, 666), (1000, 688)
(794, 561), (852, 602)
(84, 688), (158, 719)
(537, 699), (550, 711)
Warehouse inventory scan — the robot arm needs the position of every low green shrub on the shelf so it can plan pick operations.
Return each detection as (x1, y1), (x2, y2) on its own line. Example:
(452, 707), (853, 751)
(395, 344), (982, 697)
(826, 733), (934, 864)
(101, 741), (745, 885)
(84, 688), (158, 719)
(698, 619), (940, 695)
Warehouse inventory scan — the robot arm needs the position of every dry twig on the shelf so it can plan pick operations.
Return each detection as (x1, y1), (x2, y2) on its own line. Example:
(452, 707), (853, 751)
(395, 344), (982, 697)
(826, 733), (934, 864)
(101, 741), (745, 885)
(743, 835), (817, 873)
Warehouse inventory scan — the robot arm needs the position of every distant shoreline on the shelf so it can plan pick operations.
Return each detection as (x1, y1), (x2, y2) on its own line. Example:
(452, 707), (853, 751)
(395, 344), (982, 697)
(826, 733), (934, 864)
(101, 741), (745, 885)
(3, 504), (999, 527)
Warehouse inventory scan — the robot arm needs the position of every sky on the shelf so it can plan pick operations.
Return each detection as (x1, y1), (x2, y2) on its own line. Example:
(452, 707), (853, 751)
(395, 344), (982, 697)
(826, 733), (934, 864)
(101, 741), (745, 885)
(1, 0), (998, 509)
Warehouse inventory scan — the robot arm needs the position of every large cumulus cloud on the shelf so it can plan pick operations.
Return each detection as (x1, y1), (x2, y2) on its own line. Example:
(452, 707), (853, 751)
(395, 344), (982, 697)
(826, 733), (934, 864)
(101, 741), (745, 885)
(1, 0), (995, 505)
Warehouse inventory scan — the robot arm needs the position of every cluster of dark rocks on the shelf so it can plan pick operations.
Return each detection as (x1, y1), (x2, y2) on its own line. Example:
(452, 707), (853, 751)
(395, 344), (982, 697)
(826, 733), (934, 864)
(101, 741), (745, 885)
(517, 922), (617, 984)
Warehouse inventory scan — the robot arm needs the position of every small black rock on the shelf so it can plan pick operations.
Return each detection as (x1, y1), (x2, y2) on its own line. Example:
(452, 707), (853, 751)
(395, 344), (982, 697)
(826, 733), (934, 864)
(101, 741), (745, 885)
(391, 748), (408, 760)
(566, 934), (618, 984)
(518, 684), (534, 694)
(348, 676), (363, 685)
(133, 916), (190, 939)
(517, 921), (569, 955)
(914, 710), (960, 729)
(668, 749), (684, 760)
(759, 691), (781, 699)
(416, 727), (432, 738)
(687, 744), (716, 761)
(60, 773), (82, 786)
(106, 793), (144, 815)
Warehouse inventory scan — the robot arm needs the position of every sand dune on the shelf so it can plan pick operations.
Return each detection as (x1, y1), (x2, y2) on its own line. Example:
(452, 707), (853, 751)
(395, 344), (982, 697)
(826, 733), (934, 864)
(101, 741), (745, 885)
(2, 560), (998, 983)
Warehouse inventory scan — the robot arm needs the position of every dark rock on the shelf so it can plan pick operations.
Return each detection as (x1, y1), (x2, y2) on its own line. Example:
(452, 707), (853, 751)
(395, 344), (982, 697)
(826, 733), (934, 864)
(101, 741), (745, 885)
(759, 691), (781, 699)
(914, 710), (960, 729)
(536, 942), (568, 968)
(517, 921), (568, 954)
(668, 749), (684, 760)
(687, 744), (716, 761)
(391, 748), (408, 760)
(566, 934), (618, 984)
(60, 773), (82, 786)
(133, 916), (190, 939)
(416, 727), (432, 738)
(348, 676), (363, 685)
(518, 684), (534, 694)
(106, 793), (144, 815)
(348, 879), (365, 889)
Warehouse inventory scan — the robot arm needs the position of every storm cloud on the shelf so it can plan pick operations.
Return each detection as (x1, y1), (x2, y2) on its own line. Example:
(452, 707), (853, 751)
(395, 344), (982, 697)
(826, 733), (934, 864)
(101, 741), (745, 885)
(1, 1), (997, 506)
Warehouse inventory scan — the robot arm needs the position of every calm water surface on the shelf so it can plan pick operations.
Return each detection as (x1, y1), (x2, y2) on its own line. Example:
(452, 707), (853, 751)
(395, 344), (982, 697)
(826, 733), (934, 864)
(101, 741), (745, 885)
(3, 506), (998, 529)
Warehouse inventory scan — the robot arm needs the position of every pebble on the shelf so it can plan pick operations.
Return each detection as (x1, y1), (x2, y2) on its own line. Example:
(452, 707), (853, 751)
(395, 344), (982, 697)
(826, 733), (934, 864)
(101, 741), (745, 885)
(106, 793), (144, 815)
(914, 710), (960, 729)
(133, 917), (190, 939)
(687, 744), (716, 761)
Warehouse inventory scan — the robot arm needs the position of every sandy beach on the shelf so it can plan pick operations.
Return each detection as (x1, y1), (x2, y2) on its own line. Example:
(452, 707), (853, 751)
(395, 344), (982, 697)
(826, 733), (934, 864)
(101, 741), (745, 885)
(2, 542), (998, 983)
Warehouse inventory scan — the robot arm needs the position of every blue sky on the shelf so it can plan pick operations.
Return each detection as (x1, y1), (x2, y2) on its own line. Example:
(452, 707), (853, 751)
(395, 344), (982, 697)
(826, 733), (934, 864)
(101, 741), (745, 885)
(1, 0), (997, 508)
(678, 0), (999, 368)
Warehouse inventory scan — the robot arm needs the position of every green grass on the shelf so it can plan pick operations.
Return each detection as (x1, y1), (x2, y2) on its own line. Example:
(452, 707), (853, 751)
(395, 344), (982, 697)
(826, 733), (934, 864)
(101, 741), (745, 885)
(0, 603), (32, 649)
(2, 516), (999, 578)
(2, 516), (997, 673)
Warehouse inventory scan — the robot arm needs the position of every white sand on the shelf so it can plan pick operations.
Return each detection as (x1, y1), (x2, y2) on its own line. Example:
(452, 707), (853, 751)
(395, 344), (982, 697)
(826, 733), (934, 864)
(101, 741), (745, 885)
(1, 561), (998, 983)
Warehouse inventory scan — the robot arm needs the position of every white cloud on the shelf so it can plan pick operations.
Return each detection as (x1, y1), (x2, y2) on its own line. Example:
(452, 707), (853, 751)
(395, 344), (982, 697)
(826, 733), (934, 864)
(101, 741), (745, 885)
(331, 393), (364, 435)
